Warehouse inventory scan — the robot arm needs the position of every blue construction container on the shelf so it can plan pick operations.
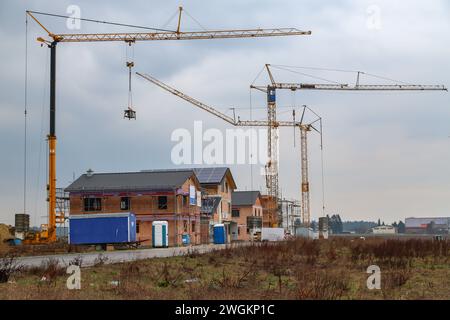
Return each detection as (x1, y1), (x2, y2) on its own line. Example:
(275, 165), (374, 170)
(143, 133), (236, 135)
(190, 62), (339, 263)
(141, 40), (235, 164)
(213, 224), (226, 244)
(69, 213), (136, 245)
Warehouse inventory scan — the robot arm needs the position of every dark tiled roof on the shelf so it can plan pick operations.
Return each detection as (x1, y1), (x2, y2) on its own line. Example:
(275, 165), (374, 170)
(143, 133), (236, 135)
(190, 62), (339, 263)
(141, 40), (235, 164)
(141, 167), (236, 188)
(232, 191), (261, 206)
(65, 170), (195, 192)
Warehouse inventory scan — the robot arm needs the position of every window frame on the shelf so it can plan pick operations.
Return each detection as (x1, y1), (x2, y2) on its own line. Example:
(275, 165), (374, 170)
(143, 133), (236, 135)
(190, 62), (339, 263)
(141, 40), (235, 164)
(83, 197), (102, 212)
(120, 196), (130, 211)
(158, 196), (168, 210)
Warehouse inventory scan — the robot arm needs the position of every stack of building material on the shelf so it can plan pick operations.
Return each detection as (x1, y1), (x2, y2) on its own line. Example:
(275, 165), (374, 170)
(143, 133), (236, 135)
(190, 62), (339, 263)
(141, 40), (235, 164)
(0, 224), (14, 246)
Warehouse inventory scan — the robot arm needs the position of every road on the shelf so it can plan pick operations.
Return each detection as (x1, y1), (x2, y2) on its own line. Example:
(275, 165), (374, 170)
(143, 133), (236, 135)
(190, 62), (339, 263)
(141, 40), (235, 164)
(14, 243), (250, 268)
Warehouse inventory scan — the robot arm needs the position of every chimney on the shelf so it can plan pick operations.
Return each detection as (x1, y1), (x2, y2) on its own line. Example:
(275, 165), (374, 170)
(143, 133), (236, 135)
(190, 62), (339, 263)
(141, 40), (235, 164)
(86, 168), (94, 177)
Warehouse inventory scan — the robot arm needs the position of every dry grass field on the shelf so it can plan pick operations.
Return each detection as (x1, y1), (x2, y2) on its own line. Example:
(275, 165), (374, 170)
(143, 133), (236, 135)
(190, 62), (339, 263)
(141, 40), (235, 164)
(0, 238), (449, 300)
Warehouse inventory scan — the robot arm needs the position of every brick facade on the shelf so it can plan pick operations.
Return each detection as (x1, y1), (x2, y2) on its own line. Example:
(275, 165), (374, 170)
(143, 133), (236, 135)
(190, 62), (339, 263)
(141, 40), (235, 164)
(68, 176), (202, 246)
(231, 195), (263, 241)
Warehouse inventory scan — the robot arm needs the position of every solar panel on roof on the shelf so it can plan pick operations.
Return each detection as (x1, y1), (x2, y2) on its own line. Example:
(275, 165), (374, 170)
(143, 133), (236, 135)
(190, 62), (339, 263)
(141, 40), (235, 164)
(193, 167), (228, 184)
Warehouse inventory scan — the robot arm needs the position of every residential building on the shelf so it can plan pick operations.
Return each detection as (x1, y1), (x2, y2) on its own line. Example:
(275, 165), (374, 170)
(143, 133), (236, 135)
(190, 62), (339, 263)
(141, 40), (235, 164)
(192, 167), (237, 242)
(65, 169), (202, 246)
(231, 191), (263, 241)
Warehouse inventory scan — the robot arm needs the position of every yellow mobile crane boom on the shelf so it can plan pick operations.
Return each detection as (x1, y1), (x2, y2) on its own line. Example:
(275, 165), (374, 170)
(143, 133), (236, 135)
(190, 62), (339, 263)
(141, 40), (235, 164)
(251, 64), (447, 226)
(25, 9), (311, 242)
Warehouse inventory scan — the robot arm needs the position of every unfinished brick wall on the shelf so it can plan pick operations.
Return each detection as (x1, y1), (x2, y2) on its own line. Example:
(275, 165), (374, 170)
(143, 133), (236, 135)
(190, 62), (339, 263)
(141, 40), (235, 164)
(231, 197), (263, 241)
(68, 176), (203, 246)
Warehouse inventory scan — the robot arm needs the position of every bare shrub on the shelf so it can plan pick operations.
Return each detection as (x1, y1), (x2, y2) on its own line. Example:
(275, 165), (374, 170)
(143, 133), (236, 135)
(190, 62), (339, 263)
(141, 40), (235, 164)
(211, 261), (257, 290)
(112, 260), (145, 298)
(0, 253), (23, 283)
(384, 269), (412, 290)
(68, 255), (83, 267)
(27, 258), (65, 283)
(185, 248), (200, 259)
(296, 269), (349, 300)
(156, 261), (183, 288)
(93, 254), (109, 267)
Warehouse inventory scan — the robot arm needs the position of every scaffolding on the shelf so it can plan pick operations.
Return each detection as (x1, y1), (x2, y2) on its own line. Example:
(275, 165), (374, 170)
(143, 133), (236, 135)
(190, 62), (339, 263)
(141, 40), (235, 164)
(55, 188), (69, 239)
(279, 198), (302, 234)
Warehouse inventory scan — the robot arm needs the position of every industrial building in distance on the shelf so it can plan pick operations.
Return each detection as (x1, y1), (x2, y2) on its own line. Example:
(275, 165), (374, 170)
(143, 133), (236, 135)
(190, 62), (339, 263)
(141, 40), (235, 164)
(405, 217), (450, 235)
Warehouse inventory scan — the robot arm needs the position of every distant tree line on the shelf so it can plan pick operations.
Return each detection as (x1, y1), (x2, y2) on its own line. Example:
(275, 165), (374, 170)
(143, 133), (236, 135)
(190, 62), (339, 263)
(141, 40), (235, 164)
(327, 214), (343, 234)
(309, 216), (406, 234)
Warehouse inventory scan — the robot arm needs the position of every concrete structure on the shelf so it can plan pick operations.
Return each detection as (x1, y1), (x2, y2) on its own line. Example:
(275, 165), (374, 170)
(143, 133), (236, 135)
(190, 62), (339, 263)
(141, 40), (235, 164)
(65, 169), (202, 246)
(279, 199), (301, 234)
(231, 191), (263, 241)
(405, 217), (450, 234)
(371, 225), (396, 234)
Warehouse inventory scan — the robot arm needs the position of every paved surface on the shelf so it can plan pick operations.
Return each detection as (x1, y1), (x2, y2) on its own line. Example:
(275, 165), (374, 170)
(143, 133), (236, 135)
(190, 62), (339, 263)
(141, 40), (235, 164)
(15, 243), (251, 268)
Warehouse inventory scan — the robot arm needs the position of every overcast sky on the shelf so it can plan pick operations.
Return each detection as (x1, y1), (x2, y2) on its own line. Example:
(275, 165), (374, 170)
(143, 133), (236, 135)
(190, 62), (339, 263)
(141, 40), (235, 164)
(0, 0), (449, 226)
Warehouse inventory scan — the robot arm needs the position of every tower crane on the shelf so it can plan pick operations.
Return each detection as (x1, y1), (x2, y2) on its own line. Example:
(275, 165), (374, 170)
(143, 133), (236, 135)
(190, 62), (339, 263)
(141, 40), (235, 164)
(136, 72), (322, 227)
(25, 8), (311, 243)
(251, 64), (447, 226)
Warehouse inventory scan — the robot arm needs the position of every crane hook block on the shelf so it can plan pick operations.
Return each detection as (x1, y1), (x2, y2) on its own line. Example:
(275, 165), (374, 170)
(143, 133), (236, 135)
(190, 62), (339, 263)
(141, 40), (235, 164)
(124, 108), (136, 120)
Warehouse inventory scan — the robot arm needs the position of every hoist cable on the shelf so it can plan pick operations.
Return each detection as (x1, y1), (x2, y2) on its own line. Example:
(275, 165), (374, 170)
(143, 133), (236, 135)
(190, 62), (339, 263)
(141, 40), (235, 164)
(271, 64), (413, 85)
(160, 9), (180, 30)
(35, 45), (50, 228)
(251, 65), (267, 86)
(249, 88), (254, 192)
(27, 10), (175, 32)
(271, 65), (341, 84)
(24, 12), (28, 216)
(319, 118), (326, 217)
(182, 8), (208, 31)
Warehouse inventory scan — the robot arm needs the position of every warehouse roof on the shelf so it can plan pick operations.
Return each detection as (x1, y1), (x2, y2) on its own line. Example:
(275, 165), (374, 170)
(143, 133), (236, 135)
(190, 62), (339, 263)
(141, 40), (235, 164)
(232, 191), (261, 206)
(65, 169), (197, 192)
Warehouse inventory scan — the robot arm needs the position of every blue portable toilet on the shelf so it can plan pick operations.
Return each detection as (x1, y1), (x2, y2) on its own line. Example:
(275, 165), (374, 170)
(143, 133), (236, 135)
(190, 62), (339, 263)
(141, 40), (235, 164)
(213, 224), (226, 244)
(182, 234), (190, 246)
